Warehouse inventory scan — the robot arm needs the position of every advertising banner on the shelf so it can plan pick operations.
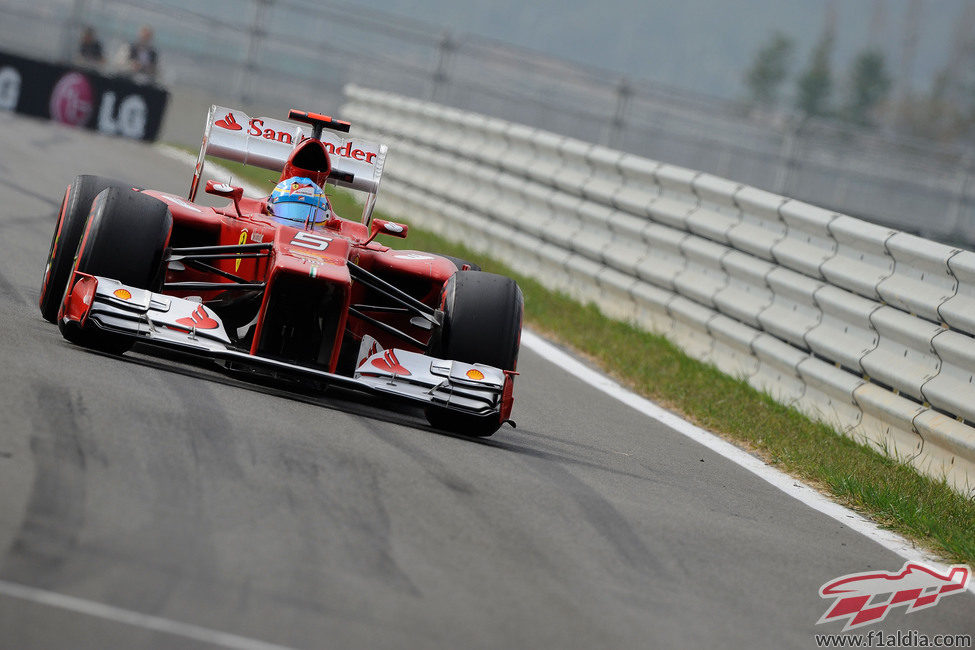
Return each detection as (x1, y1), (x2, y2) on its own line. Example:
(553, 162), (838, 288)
(0, 50), (168, 141)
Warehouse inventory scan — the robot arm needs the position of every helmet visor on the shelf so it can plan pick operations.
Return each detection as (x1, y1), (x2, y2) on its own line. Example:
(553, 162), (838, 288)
(270, 200), (328, 226)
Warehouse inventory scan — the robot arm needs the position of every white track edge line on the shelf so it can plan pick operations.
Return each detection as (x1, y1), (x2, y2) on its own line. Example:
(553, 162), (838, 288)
(157, 142), (972, 586)
(156, 145), (273, 198)
(519, 331), (975, 592)
(0, 579), (296, 650)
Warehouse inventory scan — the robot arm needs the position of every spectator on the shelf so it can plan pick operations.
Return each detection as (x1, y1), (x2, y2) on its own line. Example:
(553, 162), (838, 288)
(127, 25), (158, 84)
(75, 26), (104, 68)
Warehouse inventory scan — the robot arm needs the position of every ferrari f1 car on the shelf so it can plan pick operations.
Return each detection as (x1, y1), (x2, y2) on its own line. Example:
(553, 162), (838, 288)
(39, 106), (523, 436)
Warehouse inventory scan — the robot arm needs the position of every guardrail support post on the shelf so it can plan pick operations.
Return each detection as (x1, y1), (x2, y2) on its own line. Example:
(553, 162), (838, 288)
(429, 33), (454, 102)
(605, 78), (631, 149)
(236, 0), (272, 105)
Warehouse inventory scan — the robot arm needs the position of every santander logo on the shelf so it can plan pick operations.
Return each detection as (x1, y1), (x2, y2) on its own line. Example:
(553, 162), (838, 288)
(214, 112), (242, 130)
(371, 350), (411, 376)
(49, 72), (94, 126)
(176, 304), (220, 330)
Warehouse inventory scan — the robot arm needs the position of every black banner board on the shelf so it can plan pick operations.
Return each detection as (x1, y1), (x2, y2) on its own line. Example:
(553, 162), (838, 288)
(0, 50), (169, 141)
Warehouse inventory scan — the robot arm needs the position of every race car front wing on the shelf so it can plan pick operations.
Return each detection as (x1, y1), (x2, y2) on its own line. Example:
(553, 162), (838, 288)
(61, 273), (514, 422)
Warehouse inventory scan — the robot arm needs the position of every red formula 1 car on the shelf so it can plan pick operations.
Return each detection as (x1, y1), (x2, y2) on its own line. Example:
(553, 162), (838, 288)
(40, 106), (523, 436)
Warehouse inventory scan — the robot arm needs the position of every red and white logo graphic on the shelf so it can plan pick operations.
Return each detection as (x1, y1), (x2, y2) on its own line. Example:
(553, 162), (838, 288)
(175, 304), (220, 330)
(357, 340), (380, 368)
(214, 112), (242, 130)
(818, 562), (969, 631)
(49, 72), (94, 126)
(370, 350), (411, 376)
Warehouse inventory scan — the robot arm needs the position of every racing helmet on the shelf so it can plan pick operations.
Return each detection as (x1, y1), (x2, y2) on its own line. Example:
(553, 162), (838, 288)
(268, 176), (332, 227)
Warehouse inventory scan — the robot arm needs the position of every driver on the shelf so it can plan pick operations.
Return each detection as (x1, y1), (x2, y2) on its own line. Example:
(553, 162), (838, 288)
(267, 176), (333, 229)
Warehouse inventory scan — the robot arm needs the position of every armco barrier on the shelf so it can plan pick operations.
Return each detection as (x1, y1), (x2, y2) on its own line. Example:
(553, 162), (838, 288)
(342, 85), (975, 496)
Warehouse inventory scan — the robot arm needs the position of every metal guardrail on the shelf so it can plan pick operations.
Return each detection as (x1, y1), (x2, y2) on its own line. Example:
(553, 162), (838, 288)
(342, 85), (975, 496)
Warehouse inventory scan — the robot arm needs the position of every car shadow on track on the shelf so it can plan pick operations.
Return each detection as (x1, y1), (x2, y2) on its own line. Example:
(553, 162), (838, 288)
(61, 339), (656, 482)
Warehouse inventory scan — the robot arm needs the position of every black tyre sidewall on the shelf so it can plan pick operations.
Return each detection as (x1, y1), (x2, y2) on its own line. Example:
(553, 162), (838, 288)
(426, 271), (523, 436)
(76, 187), (172, 289)
(39, 175), (133, 322)
(437, 270), (522, 372)
(60, 187), (172, 353)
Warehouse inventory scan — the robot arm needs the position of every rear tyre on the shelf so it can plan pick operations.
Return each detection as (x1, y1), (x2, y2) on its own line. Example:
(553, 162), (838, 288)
(59, 188), (172, 353)
(438, 254), (481, 272)
(426, 271), (522, 437)
(39, 175), (134, 322)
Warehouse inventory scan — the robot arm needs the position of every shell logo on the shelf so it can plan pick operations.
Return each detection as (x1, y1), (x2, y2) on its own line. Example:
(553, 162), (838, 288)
(466, 369), (485, 381)
(113, 288), (132, 300)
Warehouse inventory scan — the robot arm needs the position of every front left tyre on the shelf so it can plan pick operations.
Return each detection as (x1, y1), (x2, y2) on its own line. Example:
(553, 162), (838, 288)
(40, 175), (134, 322)
(59, 187), (172, 352)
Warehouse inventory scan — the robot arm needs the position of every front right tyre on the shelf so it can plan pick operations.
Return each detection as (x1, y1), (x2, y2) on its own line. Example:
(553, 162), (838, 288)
(425, 270), (523, 436)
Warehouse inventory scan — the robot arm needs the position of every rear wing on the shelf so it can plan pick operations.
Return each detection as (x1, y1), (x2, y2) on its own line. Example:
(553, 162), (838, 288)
(189, 105), (388, 225)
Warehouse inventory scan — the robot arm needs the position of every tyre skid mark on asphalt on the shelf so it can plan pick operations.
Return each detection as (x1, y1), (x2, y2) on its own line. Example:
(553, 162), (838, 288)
(28, 132), (75, 152)
(0, 383), (87, 588)
(359, 414), (677, 636)
(0, 177), (60, 208)
(354, 416), (594, 604)
(281, 417), (420, 599)
(125, 373), (255, 615)
(522, 456), (671, 578)
(487, 429), (673, 485)
(128, 356), (424, 608)
(0, 267), (25, 305)
(0, 212), (58, 229)
(169, 374), (246, 482)
(0, 208), (58, 307)
(358, 416), (479, 497)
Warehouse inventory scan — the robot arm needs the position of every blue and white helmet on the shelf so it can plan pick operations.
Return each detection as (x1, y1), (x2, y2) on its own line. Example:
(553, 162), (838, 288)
(268, 176), (332, 227)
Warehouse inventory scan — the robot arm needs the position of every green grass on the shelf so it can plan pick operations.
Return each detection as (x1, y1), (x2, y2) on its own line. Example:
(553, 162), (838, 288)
(199, 151), (975, 566)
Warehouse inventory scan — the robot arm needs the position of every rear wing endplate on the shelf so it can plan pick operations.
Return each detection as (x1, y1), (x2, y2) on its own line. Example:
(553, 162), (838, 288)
(189, 105), (388, 225)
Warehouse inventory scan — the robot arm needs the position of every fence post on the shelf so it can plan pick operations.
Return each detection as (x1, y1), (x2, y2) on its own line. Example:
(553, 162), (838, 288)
(773, 118), (802, 196)
(237, 0), (271, 105)
(429, 32), (454, 102)
(60, 0), (88, 63)
(605, 78), (631, 149)
(944, 150), (975, 243)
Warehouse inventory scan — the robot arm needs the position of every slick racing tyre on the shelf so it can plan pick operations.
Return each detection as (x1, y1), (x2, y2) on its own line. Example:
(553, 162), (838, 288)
(59, 188), (172, 353)
(426, 270), (523, 437)
(40, 175), (134, 322)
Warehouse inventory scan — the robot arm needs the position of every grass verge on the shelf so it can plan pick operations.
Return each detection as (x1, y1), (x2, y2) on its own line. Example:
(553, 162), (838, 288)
(199, 152), (975, 567)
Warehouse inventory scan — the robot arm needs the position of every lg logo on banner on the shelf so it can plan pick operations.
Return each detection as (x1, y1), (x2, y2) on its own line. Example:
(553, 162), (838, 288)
(49, 72), (147, 138)
(97, 91), (148, 139)
(0, 66), (20, 111)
